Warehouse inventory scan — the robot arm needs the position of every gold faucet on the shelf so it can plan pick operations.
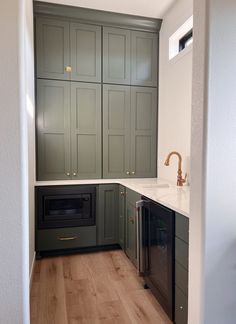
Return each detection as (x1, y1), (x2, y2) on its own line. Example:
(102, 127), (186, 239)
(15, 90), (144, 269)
(164, 151), (187, 186)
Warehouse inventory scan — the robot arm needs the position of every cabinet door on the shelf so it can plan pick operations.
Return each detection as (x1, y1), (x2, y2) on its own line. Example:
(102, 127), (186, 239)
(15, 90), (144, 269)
(70, 23), (101, 82)
(37, 79), (71, 180)
(118, 185), (126, 249)
(125, 200), (137, 265)
(103, 27), (131, 85)
(103, 85), (131, 178)
(97, 185), (119, 245)
(71, 82), (101, 179)
(131, 31), (157, 87)
(36, 17), (70, 80)
(130, 87), (157, 177)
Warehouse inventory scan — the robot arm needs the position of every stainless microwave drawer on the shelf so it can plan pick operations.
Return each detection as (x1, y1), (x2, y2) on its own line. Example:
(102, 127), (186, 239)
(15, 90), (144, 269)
(36, 226), (96, 251)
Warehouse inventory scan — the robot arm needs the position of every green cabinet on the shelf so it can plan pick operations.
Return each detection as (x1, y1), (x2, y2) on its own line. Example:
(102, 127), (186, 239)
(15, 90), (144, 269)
(36, 17), (70, 80)
(70, 23), (101, 82)
(118, 185), (126, 249)
(175, 213), (189, 324)
(103, 27), (157, 87)
(37, 79), (71, 180)
(97, 185), (119, 245)
(71, 82), (101, 179)
(103, 27), (131, 85)
(125, 188), (141, 265)
(131, 31), (158, 87)
(36, 17), (101, 82)
(103, 85), (157, 178)
(37, 80), (101, 180)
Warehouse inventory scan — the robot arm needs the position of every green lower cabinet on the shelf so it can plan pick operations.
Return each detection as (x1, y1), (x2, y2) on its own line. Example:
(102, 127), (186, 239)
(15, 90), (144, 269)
(125, 188), (141, 266)
(175, 213), (189, 324)
(97, 185), (119, 245)
(118, 185), (126, 249)
(36, 226), (96, 252)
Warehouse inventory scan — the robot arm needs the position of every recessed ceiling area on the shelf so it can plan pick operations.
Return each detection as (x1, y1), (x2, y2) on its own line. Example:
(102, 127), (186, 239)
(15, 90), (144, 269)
(37, 0), (177, 18)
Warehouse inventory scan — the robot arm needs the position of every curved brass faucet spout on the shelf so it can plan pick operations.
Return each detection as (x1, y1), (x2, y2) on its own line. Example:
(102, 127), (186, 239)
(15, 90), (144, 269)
(164, 151), (187, 186)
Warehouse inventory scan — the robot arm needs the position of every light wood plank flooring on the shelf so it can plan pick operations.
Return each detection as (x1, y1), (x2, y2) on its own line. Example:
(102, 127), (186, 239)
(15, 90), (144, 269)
(31, 250), (172, 324)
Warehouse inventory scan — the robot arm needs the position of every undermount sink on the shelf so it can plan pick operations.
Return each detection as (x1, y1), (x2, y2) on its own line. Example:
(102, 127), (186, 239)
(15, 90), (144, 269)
(143, 184), (170, 189)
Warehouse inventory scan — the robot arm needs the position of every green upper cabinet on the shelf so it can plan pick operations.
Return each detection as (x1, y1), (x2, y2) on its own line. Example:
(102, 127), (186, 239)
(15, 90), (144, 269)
(103, 85), (157, 178)
(70, 23), (101, 82)
(103, 27), (131, 85)
(71, 82), (101, 179)
(36, 17), (101, 82)
(131, 31), (158, 87)
(36, 17), (70, 80)
(103, 27), (157, 87)
(37, 79), (71, 180)
(103, 84), (131, 178)
(97, 185), (119, 245)
(130, 87), (157, 177)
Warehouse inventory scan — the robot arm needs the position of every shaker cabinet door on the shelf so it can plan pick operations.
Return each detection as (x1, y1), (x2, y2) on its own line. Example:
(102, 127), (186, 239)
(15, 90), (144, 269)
(71, 82), (101, 179)
(70, 23), (101, 82)
(36, 17), (70, 80)
(103, 84), (131, 178)
(37, 79), (71, 180)
(97, 185), (119, 245)
(131, 31), (158, 87)
(130, 87), (157, 177)
(103, 27), (131, 85)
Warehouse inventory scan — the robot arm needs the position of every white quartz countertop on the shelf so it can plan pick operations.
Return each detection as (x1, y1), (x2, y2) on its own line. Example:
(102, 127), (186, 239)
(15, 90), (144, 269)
(35, 178), (190, 218)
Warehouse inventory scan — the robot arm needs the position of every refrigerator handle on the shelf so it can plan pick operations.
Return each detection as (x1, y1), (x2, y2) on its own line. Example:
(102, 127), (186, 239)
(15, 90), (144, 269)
(136, 200), (145, 275)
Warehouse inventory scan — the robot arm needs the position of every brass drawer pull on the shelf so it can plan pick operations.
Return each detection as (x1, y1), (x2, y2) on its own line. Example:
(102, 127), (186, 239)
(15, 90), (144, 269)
(65, 66), (72, 73)
(57, 236), (78, 241)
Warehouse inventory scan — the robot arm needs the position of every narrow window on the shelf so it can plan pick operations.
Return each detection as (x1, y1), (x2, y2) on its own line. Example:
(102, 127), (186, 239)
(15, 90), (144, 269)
(179, 29), (193, 52)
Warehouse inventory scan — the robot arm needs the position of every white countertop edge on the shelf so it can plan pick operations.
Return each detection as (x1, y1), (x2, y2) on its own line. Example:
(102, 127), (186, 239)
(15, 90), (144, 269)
(35, 178), (190, 218)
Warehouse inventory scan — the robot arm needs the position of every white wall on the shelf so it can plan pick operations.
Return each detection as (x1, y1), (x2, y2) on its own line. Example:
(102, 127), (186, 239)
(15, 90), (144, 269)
(158, 0), (192, 183)
(38, 0), (175, 18)
(190, 0), (236, 323)
(0, 0), (30, 322)
(25, 0), (36, 281)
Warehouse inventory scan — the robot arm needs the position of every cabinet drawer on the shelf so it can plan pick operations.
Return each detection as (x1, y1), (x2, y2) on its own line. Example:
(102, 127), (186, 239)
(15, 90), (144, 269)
(175, 261), (188, 296)
(36, 226), (96, 251)
(175, 213), (189, 243)
(175, 285), (188, 324)
(175, 237), (189, 270)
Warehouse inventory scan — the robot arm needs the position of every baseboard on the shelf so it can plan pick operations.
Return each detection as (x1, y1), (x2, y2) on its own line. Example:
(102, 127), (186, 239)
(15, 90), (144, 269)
(29, 252), (36, 289)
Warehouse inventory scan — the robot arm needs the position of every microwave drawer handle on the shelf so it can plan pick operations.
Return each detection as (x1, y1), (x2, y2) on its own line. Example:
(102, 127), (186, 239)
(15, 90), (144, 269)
(57, 236), (78, 241)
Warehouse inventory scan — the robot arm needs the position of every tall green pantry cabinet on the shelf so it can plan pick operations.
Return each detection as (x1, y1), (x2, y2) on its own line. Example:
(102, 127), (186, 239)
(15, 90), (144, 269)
(34, 3), (162, 180)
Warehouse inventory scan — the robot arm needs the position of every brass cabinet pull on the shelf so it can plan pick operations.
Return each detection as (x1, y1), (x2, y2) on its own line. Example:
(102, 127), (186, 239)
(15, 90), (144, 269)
(131, 171), (135, 175)
(126, 171), (130, 175)
(120, 191), (125, 195)
(66, 172), (70, 176)
(73, 172), (77, 176)
(57, 236), (78, 241)
(65, 66), (72, 72)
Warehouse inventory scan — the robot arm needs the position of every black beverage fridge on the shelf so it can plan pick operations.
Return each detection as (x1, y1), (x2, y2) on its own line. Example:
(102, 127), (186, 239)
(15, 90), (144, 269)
(136, 197), (175, 320)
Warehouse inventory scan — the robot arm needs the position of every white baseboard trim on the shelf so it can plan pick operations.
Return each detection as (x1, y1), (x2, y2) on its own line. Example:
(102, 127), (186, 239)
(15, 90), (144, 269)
(29, 252), (36, 289)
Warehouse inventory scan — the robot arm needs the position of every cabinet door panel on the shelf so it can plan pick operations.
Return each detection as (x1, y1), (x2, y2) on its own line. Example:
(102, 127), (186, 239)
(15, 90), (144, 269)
(70, 23), (101, 82)
(37, 79), (70, 180)
(103, 27), (131, 85)
(130, 87), (157, 177)
(103, 85), (131, 178)
(118, 186), (126, 249)
(131, 31), (157, 87)
(97, 185), (118, 245)
(71, 82), (101, 179)
(36, 18), (70, 80)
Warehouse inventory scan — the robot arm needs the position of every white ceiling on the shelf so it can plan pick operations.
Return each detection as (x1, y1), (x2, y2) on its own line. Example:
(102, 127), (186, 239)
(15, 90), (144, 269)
(38, 0), (177, 18)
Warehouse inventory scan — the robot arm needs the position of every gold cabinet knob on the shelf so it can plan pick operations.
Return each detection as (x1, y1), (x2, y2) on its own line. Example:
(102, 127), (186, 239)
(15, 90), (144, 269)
(131, 171), (135, 175)
(66, 172), (70, 176)
(65, 66), (72, 72)
(120, 191), (125, 196)
(126, 171), (130, 175)
(73, 172), (77, 176)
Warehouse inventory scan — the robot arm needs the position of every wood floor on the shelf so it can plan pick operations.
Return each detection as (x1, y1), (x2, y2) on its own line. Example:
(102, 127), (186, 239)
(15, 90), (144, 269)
(30, 250), (172, 324)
